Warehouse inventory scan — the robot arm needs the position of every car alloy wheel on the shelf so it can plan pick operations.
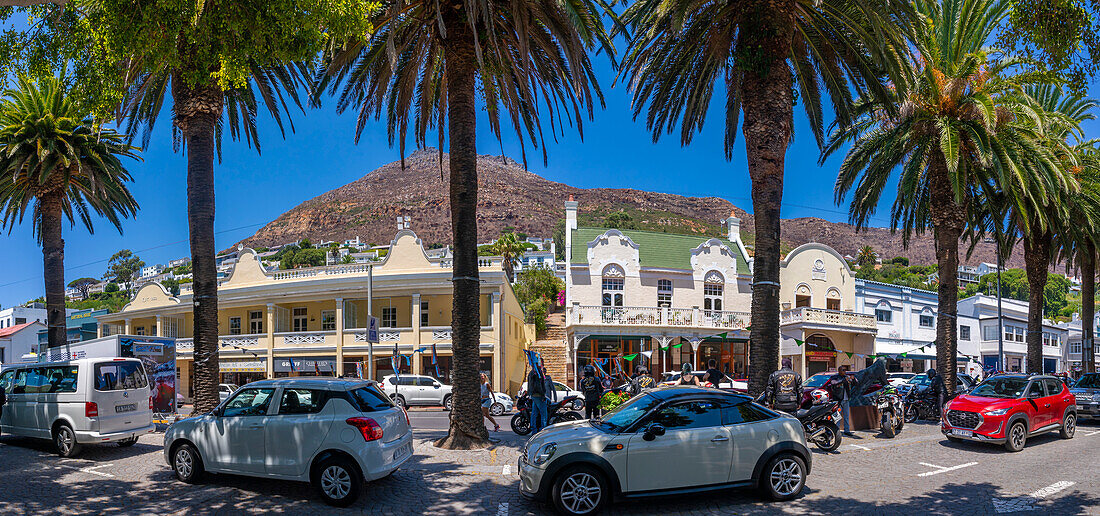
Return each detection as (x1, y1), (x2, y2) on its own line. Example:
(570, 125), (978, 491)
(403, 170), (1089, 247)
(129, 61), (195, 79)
(392, 395), (406, 409)
(320, 464), (353, 501)
(174, 448), (194, 479)
(769, 457), (803, 497)
(1061, 414), (1076, 439)
(490, 402), (505, 416)
(558, 471), (602, 514)
(54, 425), (80, 457)
(1006, 422), (1027, 452)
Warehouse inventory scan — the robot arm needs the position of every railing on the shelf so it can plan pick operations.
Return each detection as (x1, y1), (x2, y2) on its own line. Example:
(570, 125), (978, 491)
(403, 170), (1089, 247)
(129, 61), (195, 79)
(178, 338), (193, 351)
(220, 334), (263, 348)
(781, 307), (876, 330)
(349, 327), (412, 343)
(271, 263), (373, 281)
(276, 331), (332, 346)
(570, 305), (750, 330)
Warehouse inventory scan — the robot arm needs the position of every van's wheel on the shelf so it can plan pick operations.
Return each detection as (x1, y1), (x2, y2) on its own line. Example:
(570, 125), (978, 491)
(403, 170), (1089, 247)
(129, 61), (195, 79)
(172, 443), (205, 483)
(313, 456), (363, 507)
(54, 424), (82, 458)
(1060, 413), (1076, 439)
(1005, 421), (1027, 452)
(118, 437), (139, 447)
(551, 465), (608, 515)
(443, 395), (453, 411)
(391, 394), (407, 409)
(760, 453), (806, 501)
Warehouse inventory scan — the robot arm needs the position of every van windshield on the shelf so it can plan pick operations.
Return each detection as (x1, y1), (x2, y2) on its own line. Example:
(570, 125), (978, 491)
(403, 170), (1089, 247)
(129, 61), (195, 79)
(94, 362), (148, 391)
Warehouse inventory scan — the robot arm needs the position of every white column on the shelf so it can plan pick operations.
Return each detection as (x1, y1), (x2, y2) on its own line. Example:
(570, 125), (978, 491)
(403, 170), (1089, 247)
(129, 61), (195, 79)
(411, 294), (422, 374)
(124, 318), (132, 335)
(266, 303), (276, 378)
(335, 298), (345, 376)
(155, 315), (164, 337)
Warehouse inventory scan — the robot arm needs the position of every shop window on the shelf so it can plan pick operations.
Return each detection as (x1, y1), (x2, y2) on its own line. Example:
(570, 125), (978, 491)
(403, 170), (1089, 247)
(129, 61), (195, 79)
(134, 326), (146, 336)
(704, 284), (723, 311)
(657, 279), (672, 308)
(420, 300), (430, 326)
(321, 310), (336, 331)
(381, 307), (397, 328)
(249, 310), (264, 334)
(983, 325), (997, 341)
(292, 307), (308, 332)
(229, 317), (242, 335)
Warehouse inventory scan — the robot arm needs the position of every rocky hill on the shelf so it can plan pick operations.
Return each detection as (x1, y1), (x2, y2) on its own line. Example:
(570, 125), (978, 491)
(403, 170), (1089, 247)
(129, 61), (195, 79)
(236, 148), (1027, 269)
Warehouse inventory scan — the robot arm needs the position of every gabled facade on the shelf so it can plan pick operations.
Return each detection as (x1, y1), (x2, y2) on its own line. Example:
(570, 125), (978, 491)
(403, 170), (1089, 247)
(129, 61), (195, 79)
(957, 294), (1066, 373)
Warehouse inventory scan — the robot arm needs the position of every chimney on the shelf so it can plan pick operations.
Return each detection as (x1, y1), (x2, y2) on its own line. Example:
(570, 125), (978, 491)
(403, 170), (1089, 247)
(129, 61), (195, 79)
(565, 195), (578, 231)
(724, 211), (741, 242)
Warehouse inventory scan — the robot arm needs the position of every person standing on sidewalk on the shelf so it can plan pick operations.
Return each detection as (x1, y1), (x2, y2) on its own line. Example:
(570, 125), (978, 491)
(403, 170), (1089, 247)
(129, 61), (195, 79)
(829, 366), (855, 436)
(764, 358), (802, 411)
(580, 365), (603, 420)
(528, 366), (548, 434)
(480, 373), (500, 432)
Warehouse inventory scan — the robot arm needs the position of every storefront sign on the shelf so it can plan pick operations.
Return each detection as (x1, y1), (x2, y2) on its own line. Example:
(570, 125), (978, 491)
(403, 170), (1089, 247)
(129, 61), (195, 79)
(222, 359), (267, 373)
(597, 342), (619, 353)
(807, 351), (834, 361)
(275, 358), (336, 372)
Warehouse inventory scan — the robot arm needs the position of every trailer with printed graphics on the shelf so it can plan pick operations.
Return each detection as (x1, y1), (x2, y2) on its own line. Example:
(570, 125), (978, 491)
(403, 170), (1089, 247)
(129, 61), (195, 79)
(42, 335), (178, 416)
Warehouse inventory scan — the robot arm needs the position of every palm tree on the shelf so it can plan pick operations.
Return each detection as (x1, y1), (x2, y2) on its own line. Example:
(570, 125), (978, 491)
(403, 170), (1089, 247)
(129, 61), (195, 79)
(317, 0), (612, 449)
(825, 0), (1063, 392)
(857, 246), (878, 270)
(618, 0), (913, 394)
(490, 232), (526, 281)
(0, 75), (140, 347)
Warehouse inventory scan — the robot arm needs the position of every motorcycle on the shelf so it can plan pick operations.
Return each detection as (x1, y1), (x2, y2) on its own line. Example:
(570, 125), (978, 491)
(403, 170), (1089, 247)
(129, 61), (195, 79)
(904, 385), (954, 422)
(876, 385), (905, 438)
(790, 400), (844, 452)
(510, 394), (584, 435)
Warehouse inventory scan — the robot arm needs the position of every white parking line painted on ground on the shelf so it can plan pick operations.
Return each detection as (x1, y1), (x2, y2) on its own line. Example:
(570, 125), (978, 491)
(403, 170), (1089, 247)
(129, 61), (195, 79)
(1083, 429), (1100, 437)
(56, 463), (115, 478)
(993, 481), (1076, 513)
(496, 502), (509, 516)
(917, 461), (978, 477)
(849, 444), (871, 451)
(502, 465), (511, 476)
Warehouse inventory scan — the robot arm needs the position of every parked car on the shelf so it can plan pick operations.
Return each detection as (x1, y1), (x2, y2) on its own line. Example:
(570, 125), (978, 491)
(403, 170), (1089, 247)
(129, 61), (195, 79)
(490, 391), (515, 416)
(942, 374), (1077, 452)
(0, 358), (156, 457)
(899, 373), (973, 397)
(659, 371), (748, 392)
(219, 383), (239, 402)
(799, 372), (882, 407)
(164, 378), (412, 507)
(519, 380), (585, 411)
(518, 386), (811, 515)
(887, 372), (916, 386)
(379, 374), (453, 410)
(1070, 373), (1100, 420)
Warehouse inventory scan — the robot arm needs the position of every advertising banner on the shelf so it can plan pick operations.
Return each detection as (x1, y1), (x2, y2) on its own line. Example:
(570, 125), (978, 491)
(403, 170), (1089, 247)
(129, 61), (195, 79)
(120, 337), (177, 415)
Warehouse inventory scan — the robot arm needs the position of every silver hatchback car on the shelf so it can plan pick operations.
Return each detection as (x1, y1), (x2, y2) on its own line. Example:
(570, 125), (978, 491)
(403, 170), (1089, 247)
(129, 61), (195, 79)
(164, 378), (413, 507)
(519, 386), (811, 515)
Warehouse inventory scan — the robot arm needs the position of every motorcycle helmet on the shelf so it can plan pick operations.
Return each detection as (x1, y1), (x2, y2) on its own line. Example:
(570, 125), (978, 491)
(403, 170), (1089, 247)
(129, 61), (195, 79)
(810, 389), (830, 404)
(583, 365), (596, 377)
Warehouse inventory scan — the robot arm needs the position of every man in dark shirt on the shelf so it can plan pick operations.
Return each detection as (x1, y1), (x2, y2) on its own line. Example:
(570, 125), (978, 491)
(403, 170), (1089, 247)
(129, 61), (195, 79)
(828, 366), (855, 435)
(702, 359), (725, 387)
(764, 358), (803, 412)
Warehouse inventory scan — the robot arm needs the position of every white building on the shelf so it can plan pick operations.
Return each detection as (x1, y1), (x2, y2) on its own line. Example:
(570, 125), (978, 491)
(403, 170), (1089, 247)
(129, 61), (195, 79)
(0, 321), (46, 365)
(169, 257), (191, 268)
(140, 264), (166, 279)
(0, 305), (49, 329)
(1057, 314), (1100, 377)
(957, 294), (1066, 373)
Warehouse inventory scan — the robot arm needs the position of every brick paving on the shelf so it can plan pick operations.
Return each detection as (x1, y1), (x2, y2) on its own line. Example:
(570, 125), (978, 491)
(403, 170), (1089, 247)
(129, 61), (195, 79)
(1, 419), (1098, 515)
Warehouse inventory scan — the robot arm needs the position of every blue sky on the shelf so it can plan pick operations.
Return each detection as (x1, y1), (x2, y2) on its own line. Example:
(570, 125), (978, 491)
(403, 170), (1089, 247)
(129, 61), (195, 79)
(1, 50), (1098, 309)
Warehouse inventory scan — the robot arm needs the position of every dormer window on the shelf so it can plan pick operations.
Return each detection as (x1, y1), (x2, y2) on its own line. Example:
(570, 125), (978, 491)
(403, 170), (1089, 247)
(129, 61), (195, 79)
(657, 279), (672, 308)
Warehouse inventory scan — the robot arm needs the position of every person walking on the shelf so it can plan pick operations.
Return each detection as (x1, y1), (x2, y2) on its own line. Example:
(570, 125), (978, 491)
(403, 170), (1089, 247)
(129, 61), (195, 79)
(541, 365), (557, 407)
(829, 366), (855, 436)
(764, 358), (803, 412)
(675, 362), (702, 386)
(702, 359), (725, 387)
(527, 366), (548, 434)
(580, 365), (603, 420)
(927, 368), (946, 418)
(480, 373), (500, 432)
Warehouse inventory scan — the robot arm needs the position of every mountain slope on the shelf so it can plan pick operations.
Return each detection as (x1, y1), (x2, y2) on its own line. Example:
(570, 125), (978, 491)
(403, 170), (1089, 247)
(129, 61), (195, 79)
(236, 148), (1024, 269)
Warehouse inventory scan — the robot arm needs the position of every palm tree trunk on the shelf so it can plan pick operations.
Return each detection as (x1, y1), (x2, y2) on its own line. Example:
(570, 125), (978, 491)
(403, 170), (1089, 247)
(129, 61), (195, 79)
(435, 7), (489, 450)
(739, 2), (796, 395)
(1023, 231), (1051, 374)
(174, 74), (224, 415)
(929, 158), (962, 394)
(40, 191), (67, 348)
(1081, 241), (1095, 374)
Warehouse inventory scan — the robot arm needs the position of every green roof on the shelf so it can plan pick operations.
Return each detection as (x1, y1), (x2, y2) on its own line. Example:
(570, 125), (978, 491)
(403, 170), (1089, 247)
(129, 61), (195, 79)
(570, 227), (749, 274)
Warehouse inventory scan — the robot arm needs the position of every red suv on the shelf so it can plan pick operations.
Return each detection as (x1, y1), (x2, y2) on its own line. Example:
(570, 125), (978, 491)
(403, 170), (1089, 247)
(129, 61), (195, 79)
(941, 374), (1077, 452)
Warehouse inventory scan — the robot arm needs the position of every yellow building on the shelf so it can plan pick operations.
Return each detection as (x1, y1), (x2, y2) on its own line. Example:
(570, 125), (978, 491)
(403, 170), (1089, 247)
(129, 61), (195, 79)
(98, 229), (532, 398)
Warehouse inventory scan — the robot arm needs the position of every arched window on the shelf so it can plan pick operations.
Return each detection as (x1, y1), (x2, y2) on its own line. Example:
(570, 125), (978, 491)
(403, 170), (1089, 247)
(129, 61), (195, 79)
(875, 301), (893, 323)
(919, 308), (935, 328)
(602, 264), (624, 307)
(657, 279), (673, 308)
(826, 288), (841, 311)
(806, 333), (835, 350)
(795, 284), (812, 308)
(704, 272), (723, 311)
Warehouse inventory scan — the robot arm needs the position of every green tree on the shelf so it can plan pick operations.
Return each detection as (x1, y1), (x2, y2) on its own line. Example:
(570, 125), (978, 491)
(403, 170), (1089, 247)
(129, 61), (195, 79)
(826, 0), (1067, 392)
(318, 0), (611, 449)
(605, 210), (634, 230)
(0, 1), (375, 414)
(856, 246), (878, 270)
(67, 277), (99, 300)
(891, 256), (910, 266)
(104, 282), (119, 293)
(619, 0), (913, 396)
(105, 250), (145, 290)
(0, 75), (139, 347)
(489, 232), (526, 282)
(161, 278), (181, 297)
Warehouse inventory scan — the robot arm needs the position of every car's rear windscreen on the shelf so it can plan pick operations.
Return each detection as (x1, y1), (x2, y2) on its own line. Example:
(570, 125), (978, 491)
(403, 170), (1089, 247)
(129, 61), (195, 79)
(349, 385), (395, 412)
(94, 361), (148, 391)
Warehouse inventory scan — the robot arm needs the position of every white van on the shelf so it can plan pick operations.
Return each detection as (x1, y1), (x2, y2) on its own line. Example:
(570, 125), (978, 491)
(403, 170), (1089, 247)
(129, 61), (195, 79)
(0, 358), (156, 457)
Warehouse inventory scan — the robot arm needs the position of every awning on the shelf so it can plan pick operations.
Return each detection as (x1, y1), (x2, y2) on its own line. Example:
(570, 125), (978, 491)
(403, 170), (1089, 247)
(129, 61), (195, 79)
(222, 359), (267, 373)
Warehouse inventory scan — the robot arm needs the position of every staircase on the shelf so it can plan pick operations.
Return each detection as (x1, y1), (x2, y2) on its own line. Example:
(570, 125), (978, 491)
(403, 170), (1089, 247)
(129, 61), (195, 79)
(530, 311), (572, 386)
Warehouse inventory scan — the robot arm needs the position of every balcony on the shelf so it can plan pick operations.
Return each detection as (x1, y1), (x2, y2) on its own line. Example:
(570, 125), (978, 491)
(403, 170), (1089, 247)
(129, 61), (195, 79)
(569, 305), (751, 331)
(781, 307), (876, 332)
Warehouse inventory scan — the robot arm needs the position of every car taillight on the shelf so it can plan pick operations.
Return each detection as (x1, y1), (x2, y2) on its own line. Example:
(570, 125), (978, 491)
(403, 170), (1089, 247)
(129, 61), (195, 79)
(85, 402), (99, 418)
(149, 396), (154, 410)
(346, 417), (384, 442)
(403, 407), (411, 427)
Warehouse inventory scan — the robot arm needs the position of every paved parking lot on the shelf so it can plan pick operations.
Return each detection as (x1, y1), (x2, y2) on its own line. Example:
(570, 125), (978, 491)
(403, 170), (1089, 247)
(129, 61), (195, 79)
(0, 414), (1098, 515)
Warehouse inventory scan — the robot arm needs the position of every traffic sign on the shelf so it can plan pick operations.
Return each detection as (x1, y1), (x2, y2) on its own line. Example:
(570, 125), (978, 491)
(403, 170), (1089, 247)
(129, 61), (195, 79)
(367, 315), (379, 343)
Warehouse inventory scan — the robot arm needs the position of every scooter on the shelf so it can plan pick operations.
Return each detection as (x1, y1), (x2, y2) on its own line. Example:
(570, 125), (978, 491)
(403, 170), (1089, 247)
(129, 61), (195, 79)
(510, 394), (584, 435)
(790, 400), (844, 452)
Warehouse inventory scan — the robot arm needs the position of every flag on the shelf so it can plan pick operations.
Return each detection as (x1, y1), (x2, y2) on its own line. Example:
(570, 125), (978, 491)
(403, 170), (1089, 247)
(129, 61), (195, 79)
(624, 353), (638, 361)
(314, 360), (320, 374)
(355, 362), (364, 379)
(288, 358), (297, 372)
(845, 352), (853, 359)
(640, 350), (653, 359)
(415, 347), (427, 353)
(524, 349), (543, 378)
(432, 342), (440, 378)
(719, 332), (728, 339)
(392, 343), (400, 378)
(672, 343), (683, 349)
